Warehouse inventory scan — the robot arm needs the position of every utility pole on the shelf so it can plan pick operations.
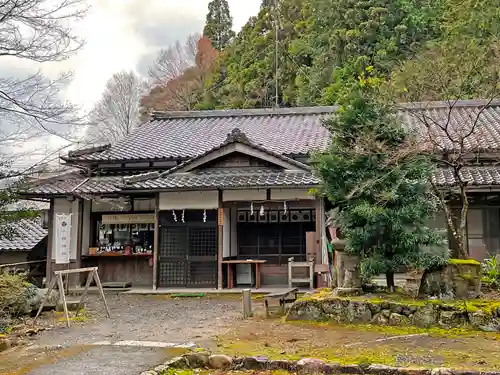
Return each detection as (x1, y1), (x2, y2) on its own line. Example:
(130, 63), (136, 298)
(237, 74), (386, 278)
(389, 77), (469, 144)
(274, 0), (279, 108)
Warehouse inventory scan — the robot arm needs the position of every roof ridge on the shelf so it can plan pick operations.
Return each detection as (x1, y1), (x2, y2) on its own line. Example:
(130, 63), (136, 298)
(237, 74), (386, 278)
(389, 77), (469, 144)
(151, 106), (338, 120)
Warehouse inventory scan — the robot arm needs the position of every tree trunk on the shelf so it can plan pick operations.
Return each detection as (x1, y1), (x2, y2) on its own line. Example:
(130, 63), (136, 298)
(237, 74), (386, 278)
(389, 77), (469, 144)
(386, 271), (396, 292)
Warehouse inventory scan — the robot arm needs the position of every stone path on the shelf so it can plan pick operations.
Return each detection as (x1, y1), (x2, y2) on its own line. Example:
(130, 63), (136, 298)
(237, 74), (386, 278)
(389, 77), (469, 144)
(0, 295), (242, 375)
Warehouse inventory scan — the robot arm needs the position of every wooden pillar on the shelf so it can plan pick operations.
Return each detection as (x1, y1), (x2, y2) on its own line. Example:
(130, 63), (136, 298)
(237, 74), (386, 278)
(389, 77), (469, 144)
(153, 193), (160, 290)
(46, 199), (54, 285)
(315, 198), (323, 263)
(217, 190), (224, 289)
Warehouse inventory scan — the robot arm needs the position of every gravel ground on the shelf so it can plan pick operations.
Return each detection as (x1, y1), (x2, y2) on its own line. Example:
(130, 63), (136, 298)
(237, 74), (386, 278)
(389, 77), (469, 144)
(0, 295), (242, 375)
(34, 294), (242, 347)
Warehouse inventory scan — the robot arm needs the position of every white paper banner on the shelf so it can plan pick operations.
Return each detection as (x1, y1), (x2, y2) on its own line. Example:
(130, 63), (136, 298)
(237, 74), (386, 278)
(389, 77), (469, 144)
(55, 213), (72, 264)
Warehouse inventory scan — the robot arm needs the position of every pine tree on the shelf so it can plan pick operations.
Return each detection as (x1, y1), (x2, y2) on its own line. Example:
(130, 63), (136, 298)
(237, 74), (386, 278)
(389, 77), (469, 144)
(203, 0), (235, 51)
(314, 69), (449, 290)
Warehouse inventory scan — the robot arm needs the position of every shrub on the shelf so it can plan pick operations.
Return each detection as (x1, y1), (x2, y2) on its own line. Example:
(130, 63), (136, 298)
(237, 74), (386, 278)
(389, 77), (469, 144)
(0, 272), (35, 332)
(481, 255), (500, 288)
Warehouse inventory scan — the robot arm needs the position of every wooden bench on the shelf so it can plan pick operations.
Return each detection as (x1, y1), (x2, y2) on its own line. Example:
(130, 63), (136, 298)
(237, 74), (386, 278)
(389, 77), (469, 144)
(264, 288), (298, 318)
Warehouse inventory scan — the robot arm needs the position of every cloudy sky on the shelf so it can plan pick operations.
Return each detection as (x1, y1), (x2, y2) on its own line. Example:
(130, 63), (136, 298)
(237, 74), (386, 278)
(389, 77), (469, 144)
(8, 0), (261, 168)
(64, 0), (261, 110)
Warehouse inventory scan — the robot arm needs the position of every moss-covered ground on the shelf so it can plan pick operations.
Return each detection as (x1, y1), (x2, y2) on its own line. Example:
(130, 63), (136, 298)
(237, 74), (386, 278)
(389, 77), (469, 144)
(215, 309), (500, 371)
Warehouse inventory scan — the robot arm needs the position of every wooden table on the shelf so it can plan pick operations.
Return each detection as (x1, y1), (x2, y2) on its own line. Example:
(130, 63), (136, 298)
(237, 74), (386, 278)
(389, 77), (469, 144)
(221, 259), (267, 289)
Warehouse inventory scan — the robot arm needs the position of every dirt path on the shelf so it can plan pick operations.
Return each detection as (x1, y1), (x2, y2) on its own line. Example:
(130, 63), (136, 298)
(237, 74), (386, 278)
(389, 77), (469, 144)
(0, 295), (242, 375)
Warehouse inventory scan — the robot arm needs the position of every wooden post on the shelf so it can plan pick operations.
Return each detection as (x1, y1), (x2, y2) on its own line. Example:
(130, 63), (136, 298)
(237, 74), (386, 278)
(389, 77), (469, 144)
(217, 190), (224, 289)
(45, 199), (54, 286)
(242, 289), (252, 318)
(56, 273), (71, 328)
(153, 193), (160, 290)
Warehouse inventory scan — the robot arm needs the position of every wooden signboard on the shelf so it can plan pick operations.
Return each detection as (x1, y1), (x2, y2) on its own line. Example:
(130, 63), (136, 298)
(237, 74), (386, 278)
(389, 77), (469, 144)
(218, 208), (224, 226)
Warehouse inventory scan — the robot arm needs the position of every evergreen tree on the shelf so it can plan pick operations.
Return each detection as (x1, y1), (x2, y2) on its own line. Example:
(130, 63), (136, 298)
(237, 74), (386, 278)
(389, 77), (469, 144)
(313, 70), (449, 290)
(203, 0), (235, 51)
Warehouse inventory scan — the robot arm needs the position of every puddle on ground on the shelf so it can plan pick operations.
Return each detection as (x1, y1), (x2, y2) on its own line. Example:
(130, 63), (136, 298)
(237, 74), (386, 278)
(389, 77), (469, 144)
(0, 343), (189, 375)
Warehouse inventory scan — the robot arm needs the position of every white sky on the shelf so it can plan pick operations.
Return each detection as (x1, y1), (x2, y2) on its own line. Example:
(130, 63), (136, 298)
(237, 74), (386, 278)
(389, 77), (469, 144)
(65, 0), (261, 110)
(8, 0), (262, 168)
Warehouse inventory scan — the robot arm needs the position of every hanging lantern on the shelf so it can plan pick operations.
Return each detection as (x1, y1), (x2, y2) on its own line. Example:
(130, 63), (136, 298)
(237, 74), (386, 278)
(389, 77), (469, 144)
(172, 210), (177, 222)
(203, 209), (207, 223)
(283, 201), (287, 214)
(259, 204), (265, 216)
(250, 202), (254, 216)
(181, 209), (185, 223)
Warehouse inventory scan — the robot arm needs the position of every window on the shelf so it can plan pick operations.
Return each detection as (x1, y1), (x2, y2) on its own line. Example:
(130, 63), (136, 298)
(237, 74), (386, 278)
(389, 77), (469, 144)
(237, 209), (315, 264)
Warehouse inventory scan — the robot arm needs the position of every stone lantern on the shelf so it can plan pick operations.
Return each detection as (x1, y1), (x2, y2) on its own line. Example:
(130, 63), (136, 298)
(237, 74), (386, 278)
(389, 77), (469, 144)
(327, 209), (362, 296)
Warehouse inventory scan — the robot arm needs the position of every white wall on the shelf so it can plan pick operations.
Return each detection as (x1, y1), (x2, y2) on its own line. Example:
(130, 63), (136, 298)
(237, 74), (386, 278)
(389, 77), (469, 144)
(230, 207), (238, 256)
(52, 198), (80, 260)
(270, 188), (314, 200)
(223, 189), (266, 201)
(159, 191), (218, 209)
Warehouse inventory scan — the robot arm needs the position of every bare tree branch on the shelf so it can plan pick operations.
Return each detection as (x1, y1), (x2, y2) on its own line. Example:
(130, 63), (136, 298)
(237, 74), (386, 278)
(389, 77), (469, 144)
(85, 70), (144, 144)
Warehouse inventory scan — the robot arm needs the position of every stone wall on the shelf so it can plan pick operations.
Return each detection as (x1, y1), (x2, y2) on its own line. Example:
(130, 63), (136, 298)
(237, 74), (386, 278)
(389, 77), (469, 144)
(286, 296), (500, 331)
(140, 351), (500, 375)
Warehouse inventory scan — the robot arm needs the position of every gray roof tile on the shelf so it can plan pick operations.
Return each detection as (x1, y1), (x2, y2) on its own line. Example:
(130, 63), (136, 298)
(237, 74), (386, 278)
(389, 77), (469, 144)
(62, 100), (500, 162)
(25, 173), (124, 196)
(433, 166), (500, 187)
(0, 218), (47, 252)
(127, 168), (320, 190)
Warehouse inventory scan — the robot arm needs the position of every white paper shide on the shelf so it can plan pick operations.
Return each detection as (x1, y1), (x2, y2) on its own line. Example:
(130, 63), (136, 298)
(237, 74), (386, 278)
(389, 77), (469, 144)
(55, 213), (72, 264)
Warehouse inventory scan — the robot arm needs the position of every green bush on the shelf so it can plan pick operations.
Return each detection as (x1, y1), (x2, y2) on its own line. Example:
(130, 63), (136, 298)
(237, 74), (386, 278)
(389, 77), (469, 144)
(0, 272), (34, 332)
(481, 255), (500, 288)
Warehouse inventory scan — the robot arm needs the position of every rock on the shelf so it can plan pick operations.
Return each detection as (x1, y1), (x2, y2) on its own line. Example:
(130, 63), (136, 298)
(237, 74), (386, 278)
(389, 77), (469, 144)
(297, 358), (327, 374)
(368, 303), (382, 314)
(0, 338), (11, 352)
(478, 324), (500, 332)
(346, 301), (372, 323)
(286, 300), (326, 321)
(28, 288), (60, 310)
(56, 301), (83, 312)
(323, 298), (349, 323)
(413, 304), (438, 328)
(337, 364), (363, 374)
(431, 368), (453, 375)
(208, 354), (232, 369)
(153, 365), (169, 372)
(164, 356), (189, 369)
(390, 304), (404, 314)
(184, 352), (210, 368)
(389, 312), (411, 326)
(139, 371), (157, 375)
(399, 367), (431, 375)
(438, 310), (466, 328)
(469, 311), (491, 328)
(371, 312), (389, 325)
(240, 356), (267, 370)
(367, 364), (398, 374)
(267, 359), (296, 371)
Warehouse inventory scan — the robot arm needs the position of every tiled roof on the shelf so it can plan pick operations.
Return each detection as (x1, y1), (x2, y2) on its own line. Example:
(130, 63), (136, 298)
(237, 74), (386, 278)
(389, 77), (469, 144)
(126, 168), (320, 190)
(62, 100), (500, 163)
(400, 100), (500, 152)
(62, 107), (334, 162)
(0, 219), (47, 252)
(24, 173), (124, 196)
(433, 166), (500, 187)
